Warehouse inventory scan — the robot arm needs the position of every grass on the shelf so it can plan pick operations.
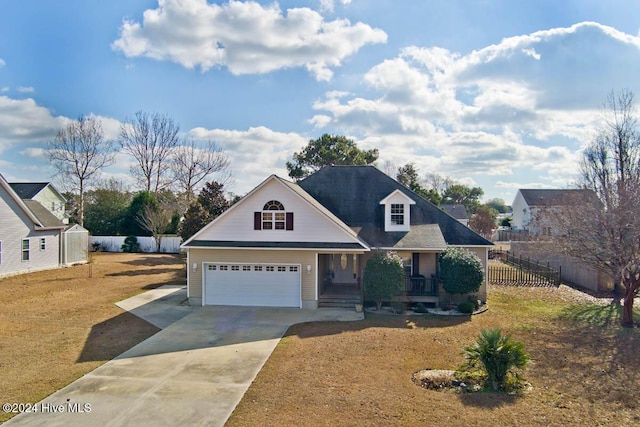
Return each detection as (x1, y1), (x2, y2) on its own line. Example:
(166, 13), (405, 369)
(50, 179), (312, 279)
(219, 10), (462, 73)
(227, 285), (640, 427)
(0, 252), (185, 423)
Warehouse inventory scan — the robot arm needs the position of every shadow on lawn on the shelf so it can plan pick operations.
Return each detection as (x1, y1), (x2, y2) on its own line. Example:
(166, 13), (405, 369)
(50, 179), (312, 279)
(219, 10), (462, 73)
(287, 312), (471, 340)
(457, 391), (521, 408)
(559, 301), (640, 327)
(117, 254), (184, 267)
(77, 311), (160, 363)
(106, 267), (185, 278)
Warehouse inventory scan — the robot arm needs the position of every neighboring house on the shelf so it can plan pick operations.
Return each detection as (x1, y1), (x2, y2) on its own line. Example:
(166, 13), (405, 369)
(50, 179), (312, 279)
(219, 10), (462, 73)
(440, 204), (469, 226)
(511, 189), (597, 234)
(9, 182), (68, 224)
(182, 166), (493, 309)
(0, 175), (69, 277)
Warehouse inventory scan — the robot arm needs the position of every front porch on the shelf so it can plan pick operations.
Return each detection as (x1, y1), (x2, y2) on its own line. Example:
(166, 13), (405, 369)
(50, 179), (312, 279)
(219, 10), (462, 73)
(317, 252), (441, 308)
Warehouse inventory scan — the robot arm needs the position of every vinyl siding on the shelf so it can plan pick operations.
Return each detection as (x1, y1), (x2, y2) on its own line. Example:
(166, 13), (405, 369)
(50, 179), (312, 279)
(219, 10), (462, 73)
(0, 188), (61, 277)
(188, 248), (317, 305)
(33, 186), (67, 223)
(196, 179), (359, 244)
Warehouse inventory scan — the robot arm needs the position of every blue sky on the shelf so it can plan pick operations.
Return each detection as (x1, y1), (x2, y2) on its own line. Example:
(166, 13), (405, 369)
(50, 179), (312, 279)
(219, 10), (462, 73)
(2, 0), (640, 204)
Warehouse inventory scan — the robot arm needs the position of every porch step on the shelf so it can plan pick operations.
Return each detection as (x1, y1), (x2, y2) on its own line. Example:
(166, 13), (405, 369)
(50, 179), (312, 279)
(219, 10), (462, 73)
(318, 295), (361, 309)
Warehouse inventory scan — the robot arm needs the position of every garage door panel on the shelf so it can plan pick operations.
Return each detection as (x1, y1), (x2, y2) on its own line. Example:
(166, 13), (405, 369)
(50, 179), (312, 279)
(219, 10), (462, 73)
(204, 263), (301, 308)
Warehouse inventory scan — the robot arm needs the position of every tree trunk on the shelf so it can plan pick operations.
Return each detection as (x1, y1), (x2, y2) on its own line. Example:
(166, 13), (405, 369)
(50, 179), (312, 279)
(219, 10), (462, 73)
(155, 235), (162, 253)
(622, 286), (636, 327)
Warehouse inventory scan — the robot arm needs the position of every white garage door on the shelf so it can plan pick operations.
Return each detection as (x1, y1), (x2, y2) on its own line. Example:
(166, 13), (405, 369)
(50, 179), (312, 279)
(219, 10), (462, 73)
(204, 263), (301, 307)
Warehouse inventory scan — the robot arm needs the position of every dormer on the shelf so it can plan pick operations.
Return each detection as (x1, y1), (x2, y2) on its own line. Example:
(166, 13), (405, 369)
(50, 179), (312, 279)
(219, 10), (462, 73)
(379, 190), (416, 232)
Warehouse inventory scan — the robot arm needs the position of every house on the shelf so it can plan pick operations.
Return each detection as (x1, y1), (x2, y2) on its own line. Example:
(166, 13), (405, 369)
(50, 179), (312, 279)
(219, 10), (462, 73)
(9, 182), (68, 224)
(440, 204), (469, 226)
(182, 166), (492, 309)
(0, 174), (69, 277)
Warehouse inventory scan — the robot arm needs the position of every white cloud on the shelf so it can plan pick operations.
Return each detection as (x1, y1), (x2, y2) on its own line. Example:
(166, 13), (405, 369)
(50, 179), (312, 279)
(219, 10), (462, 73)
(0, 58), (5, 68)
(1, 87), (8, 93)
(112, 0), (386, 81)
(188, 126), (307, 193)
(311, 21), (640, 187)
(19, 147), (46, 158)
(318, 0), (352, 13)
(16, 86), (35, 93)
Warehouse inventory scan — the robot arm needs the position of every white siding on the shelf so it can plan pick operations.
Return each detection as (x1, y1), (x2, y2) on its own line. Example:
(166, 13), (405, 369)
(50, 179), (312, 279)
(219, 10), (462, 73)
(0, 188), (61, 277)
(511, 190), (530, 230)
(33, 185), (68, 223)
(196, 179), (360, 244)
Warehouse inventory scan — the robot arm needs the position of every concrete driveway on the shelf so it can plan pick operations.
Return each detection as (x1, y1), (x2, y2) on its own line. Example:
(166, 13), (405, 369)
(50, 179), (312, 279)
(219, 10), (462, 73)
(5, 287), (362, 427)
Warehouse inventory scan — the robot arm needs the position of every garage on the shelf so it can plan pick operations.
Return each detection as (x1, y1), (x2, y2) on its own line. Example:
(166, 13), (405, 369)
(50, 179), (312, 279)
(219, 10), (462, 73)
(204, 263), (302, 307)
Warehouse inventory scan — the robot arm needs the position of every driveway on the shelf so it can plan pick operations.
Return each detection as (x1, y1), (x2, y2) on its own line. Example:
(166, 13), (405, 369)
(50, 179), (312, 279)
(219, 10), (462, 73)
(5, 287), (363, 427)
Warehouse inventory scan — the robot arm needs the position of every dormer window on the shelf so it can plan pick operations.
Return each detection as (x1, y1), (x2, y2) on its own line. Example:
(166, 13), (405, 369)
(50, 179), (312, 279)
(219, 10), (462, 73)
(254, 200), (294, 231)
(391, 204), (404, 225)
(380, 190), (415, 232)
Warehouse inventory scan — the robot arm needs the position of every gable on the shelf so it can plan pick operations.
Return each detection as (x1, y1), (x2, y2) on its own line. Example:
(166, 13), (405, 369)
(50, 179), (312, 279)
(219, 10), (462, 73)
(184, 176), (366, 248)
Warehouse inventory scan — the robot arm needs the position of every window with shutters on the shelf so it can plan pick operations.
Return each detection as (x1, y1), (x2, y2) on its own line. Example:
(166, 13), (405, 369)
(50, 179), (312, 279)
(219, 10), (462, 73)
(255, 200), (294, 231)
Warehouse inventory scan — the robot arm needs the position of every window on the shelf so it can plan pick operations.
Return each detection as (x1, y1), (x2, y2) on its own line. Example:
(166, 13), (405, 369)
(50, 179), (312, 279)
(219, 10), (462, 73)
(254, 265), (263, 271)
(289, 266), (298, 272)
(402, 256), (412, 277)
(266, 266), (275, 272)
(220, 265), (228, 271)
(231, 265), (239, 271)
(242, 265), (251, 271)
(208, 265), (217, 270)
(277, 266), (287, 272)
(261, 200), (286, 230)
(22, 239), (30, 262)
(40, 238), (46, 251)
(391, 204), (404, 225)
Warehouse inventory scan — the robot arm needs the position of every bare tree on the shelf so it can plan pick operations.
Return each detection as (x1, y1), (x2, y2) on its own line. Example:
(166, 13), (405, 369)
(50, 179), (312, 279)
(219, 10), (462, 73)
(119, 111), (180, 193)
(171, 139), (229, 208)
(539, 89), (640, 326)
(137, 199), (173, 253)
(425, 172), (455, 195)
(46, 115), (116, 226)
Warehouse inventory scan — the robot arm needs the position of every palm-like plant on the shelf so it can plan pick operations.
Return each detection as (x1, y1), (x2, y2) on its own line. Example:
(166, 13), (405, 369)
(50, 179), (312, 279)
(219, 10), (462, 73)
(463, 328), (530, 391)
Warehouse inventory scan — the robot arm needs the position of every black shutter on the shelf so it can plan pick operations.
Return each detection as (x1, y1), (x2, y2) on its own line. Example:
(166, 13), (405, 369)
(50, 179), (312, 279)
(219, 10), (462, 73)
(286, 212), (294, 230)
(412, 253), (420, 276)
(254, 212), (262, 230)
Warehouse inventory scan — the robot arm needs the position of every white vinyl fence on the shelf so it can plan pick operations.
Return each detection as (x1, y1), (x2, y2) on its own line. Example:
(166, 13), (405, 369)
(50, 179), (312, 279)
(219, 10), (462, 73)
(90, 236), (182, 253)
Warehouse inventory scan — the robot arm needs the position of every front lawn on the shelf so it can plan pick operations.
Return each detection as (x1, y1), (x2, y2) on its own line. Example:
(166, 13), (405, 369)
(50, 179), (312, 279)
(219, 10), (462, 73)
(228, 285), (640, 426)
(0, 253), (184, 423)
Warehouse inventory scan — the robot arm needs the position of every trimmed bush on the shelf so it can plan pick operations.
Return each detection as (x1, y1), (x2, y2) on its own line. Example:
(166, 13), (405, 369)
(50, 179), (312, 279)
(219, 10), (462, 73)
(363, 250), (404, 310)
(457, 301), (475, 314)
(439, 247), (484, 295)
(121, 235), (141, 253)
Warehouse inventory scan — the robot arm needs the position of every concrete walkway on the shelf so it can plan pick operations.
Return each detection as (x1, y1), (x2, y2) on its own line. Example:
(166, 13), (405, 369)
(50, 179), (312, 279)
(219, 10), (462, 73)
(5, 288), (363, 427)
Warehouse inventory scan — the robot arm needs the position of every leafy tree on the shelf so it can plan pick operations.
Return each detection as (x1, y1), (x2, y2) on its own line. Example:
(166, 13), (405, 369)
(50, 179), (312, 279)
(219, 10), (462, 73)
(119, 111), (180, 193)
(469, 205), (498, 239)
(179, 181), (230, 241)
(500, 217), (512, 227)
(439, 247), (484, 295)
(442, 184), (484, 213)
(121, 191), (158, 236)
(396, 163), (441, 204)
(363, 250), (405, 310)
(485, 198), (509, 214)
(46, 115), (116, 225)
(463, 328), (530, 392)
(84, 180), (132, 235)
(121, 236), (141, 253)
(286, 134), (379, 180)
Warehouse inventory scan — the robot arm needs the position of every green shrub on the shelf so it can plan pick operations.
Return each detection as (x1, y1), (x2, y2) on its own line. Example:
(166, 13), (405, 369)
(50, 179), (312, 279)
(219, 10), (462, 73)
(121, 235), (141, 253)
(414, 302), (427, 313)
(439, 248), (484, 295)
(363, 250), (404, 311)
(462, 328), (530, 392)
(457, 301), (475, 314)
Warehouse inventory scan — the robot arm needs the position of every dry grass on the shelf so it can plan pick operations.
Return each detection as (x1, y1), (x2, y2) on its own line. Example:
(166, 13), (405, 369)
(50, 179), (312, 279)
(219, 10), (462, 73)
(0, 252), (185, 423)
(228, 285), (640, 427)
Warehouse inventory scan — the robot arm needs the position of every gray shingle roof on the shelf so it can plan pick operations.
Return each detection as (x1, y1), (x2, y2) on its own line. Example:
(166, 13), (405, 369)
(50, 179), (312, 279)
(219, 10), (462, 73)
(9, 182), (49, 199)
(519, 189), (598, 207)
(22, 200), (66, 229)
(299, 166), (492, 247)
(441, 204), (469, 220)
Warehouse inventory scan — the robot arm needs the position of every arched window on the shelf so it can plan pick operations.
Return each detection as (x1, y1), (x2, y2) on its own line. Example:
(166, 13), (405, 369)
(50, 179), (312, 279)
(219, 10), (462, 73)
(262, 200), (285, 230)
(254, 200), (294, 231)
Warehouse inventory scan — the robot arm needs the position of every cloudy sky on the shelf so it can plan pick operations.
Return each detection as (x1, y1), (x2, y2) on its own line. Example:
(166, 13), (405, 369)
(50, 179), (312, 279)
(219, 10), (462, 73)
(2, 0), (640, 203)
